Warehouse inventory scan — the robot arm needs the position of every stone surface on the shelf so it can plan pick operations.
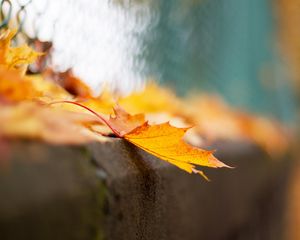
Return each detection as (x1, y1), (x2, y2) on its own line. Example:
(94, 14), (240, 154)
(0, 139), (293, 240)
(0, 141), (103, 240)
(90, 140), (291, 240)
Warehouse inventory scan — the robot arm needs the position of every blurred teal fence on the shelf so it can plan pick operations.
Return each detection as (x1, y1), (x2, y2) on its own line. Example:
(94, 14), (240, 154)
(141, 0), (296, 121)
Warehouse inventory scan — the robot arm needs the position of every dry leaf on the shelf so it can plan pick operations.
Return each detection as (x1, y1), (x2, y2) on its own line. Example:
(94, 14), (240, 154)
(0, 26), (289, 180)
(26, 74), (72, 102)
(0, 68), (72, 103)
(0, 29), (41, 75)
(43, 68), (93, 98)
(0, 102), (105, 144)
(183, 95), (289, 156)
(107, 107), (230, 180)
(109, 105), (146, 136)
(0, 67), (42, 102)
(124, 122), (230, 180)
(49, 102), (229, 180)
(0, 30), (14, 64)
(119, 81), (181, 114)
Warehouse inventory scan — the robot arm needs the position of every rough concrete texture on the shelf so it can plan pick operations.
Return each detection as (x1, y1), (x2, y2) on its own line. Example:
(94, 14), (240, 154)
(0, 141), (103, 240)
(90, 140), (291, 240)
(0, 139), (292, 240)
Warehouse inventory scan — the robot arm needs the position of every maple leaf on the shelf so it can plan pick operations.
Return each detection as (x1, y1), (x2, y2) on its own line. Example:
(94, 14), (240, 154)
(183, 95), (289, 156)
(0, 31), (71, 103)
(0, 30), (14, 63)
(26, 74), (72, 102)
(109, 105), (146, 136)
(0, 67), (42, 102)
(0, 68), (73, 103)
(0, 29), (41, 75)
(119, 81), (180, 114)
(51, 101), (230, 180)
(123, 121), (230, 180)
(0, 102), (104, 144)
(106, 106), (231, 180)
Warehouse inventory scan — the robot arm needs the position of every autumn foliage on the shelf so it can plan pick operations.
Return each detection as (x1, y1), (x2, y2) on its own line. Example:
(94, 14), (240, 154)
(0, 29), (289, 179)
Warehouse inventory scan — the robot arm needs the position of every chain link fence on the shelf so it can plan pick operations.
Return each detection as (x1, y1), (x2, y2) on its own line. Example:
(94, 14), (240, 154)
(0, 0), (151, 93)
(0, 0), (50, 43)
(0, 0), (53, 73)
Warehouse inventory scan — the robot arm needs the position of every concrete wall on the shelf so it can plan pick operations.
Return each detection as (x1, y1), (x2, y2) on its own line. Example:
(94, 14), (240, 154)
(0, 139), (292, 240)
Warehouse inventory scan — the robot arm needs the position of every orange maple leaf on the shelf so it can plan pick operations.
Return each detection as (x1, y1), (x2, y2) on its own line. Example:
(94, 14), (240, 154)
(109, 105), (146, 136)
(51, 101), (231, 180)
(0, 67), (42, 102)
(0, 101), (103, 144)
(0, 29), (41, 75)
(124, 121), (231, 180)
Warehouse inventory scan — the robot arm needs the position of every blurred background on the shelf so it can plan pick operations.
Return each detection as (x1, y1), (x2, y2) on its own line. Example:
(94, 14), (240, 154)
(2, 0), (298, 122)
(1, 0), (300, 239)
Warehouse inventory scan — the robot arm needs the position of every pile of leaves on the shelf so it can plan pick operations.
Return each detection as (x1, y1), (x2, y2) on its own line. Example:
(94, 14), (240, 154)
(0, 29), (289, 180)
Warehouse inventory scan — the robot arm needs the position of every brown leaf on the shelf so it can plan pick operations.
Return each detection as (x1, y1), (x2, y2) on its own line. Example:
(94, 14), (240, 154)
(108, 105), (146, 136)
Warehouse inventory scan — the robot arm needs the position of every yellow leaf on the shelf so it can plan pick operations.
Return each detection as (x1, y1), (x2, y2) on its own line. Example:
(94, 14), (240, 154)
(0, 29), (15, 64)
(184, 95), (289, 156)
(0, 67), (42, 101)
(49, 103), (230, 180)
(26, 74), (72, 101)
(7, 44), (41, 74)
(0, 102), (104, 144)
(124, 122), (230, 180)
(0, 29), (41, 74)
(119, 81), (181, 114)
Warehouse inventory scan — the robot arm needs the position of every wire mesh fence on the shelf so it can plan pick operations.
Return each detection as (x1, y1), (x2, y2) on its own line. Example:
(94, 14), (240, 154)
(0, 0), (151, 92)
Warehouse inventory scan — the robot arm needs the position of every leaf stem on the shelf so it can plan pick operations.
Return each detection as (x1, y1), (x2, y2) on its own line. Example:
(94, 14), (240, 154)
(48, 100), (121, 137)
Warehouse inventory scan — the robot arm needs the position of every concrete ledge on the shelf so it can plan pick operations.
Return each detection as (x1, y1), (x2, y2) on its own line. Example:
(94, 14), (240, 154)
(0, 139), (292, 240)
(0, 141), (103, 240)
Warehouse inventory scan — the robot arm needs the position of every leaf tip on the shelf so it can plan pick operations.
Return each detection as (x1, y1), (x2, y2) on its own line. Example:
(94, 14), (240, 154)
(192, 168), (210, 181)
(208, 152), (233, 169)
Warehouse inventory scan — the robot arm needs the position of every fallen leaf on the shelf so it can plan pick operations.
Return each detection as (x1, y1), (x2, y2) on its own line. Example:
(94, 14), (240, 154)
(43, 68), (93, 98)
(0, 101), (105, 144)
(0, 67), (42, 102)
(0, 29), (41, 75)
(26, 74), (72, 102)
(119, 81), (181, 114)
(124, 121), (230, 180)
(0, 30), (14, 64)
(50, 101), (229, 180)
(0, 26), (288, 179)
(109, 105), (146, 136)
(0, 68), (71, 103)
(183, 95), (289, 157)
